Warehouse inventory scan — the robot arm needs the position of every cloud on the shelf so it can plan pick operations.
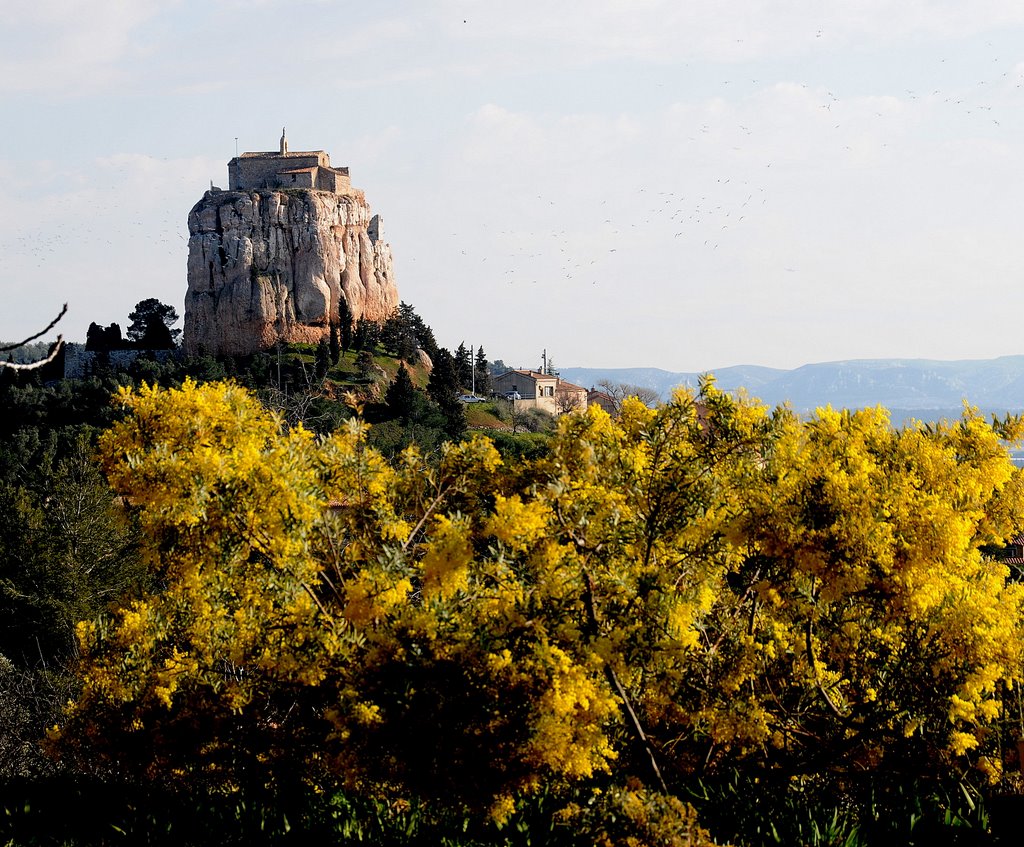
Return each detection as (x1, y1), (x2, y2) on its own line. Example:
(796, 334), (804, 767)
(0, 152), (218, 342)
(0, 0), (171, 94)
(431, 0), (1024, 68)
(390, 72), (1024, 368)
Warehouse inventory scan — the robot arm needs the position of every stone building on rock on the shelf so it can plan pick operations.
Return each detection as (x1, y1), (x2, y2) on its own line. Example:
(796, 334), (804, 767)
(184, 131), (399, 357)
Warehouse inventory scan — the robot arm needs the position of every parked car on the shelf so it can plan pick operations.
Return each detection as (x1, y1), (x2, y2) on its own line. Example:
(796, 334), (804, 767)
(458, 394), (487, 403)
(503, 391), (522, 401)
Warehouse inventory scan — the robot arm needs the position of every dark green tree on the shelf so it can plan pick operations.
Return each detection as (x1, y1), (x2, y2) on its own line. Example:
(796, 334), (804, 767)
(353, 319), (380, 353)
(415, 325), (438, 361)
(454, 342), (472, 389)
(355, 350), (375, 382)
(314, 338), (331, 380)
(384, 364), (417, 420)
(474, 346), (491, 396)
(0, 435), (143, 665)
(126, 299), (180, 348)
(338, 298), (354, 357)
(427, 348), (466, 439)
(397, 302), (438, 359)
(380, 311), (416, 361)
(329, 324), (341, 366)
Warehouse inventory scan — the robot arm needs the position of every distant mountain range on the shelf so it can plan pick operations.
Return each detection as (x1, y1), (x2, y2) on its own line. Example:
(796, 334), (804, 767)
(560, 356), (1024, 421)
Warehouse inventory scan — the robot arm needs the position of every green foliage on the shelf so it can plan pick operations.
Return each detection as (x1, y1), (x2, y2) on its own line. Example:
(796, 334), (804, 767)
(126, 298), (181, 348)
(686, 769), (994, 847)
(427, 348), (467, 439)
(329, 323), (341, 365)
(384, 364), (418, 420)
(353, 318), (381, 352)
(454, 341), (473, 388)
(0, 437), (142, 665)
(339, 299), (354, 357)
(486, 431), (552, 461)
(356, 349), (376, 381)
(314, 337), (331, 379)
(475, 345), (492, 396)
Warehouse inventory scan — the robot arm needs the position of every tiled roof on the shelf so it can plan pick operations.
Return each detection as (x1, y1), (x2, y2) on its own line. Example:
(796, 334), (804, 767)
(498, 369), (555, 380)
(557, 379), (587, 392)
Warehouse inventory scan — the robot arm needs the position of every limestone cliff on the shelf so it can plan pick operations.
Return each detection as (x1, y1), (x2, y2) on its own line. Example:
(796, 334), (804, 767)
(184, 187), (399, 356)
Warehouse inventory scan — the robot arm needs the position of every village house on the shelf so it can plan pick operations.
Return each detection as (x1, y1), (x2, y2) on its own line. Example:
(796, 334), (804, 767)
(492, 369), (589, 416)
(587, 388), (617, 416)
(555, 379), (589, 413)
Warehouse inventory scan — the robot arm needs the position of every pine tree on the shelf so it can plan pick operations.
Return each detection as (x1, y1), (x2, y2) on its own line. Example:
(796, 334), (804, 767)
(474, 346), (491, 396)
(384, 363), (417, 419)
(454, 342), (472, 389)
(126, 299), (181, 348)
(353, 319), (380, 353)
(427, 348), (466, 438)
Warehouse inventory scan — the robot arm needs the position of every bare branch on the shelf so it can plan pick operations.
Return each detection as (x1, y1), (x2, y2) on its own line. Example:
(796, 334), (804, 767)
(0, 336), (64, 372)
(0, 304), (68, 353)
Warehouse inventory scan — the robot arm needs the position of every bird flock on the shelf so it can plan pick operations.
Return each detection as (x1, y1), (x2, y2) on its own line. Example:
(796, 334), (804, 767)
(420, 32), (1024, 304)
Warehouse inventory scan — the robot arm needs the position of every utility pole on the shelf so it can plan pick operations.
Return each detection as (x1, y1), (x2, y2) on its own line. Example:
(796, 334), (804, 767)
(471, 344), (475, 396)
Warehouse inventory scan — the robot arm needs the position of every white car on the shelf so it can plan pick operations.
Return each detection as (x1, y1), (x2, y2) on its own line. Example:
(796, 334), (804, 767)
(458, 394), (487, 403)
(503, 391), (522, 400)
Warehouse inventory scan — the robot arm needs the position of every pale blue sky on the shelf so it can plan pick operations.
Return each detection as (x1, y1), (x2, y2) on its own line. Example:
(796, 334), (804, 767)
(4, 1), (1024, 371)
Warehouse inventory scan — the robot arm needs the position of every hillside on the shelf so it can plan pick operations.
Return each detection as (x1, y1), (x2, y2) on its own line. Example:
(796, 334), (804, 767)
(560, 356), (1024, 417)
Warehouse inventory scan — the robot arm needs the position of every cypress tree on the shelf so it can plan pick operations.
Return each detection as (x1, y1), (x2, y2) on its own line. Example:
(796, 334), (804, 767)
(385, 363), (417, 419)
(315, 338), (331, 379)
(474, 345), (491, 396)
(339, 298), (354, 356)
(329, 323), (341, 365)
(454, 342), (472, 389)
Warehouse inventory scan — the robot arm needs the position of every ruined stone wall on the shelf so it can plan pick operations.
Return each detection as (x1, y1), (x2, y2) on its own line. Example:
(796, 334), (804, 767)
(63, 344), (177, 379)
(228, 153), (325, 191)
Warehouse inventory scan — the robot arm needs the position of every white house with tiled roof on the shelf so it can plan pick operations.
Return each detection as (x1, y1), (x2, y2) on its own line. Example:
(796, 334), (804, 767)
(492, 369), (588, 415)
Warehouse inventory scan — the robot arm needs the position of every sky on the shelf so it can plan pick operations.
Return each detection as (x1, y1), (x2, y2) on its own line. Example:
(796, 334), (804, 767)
(3, 1), (1024, 372)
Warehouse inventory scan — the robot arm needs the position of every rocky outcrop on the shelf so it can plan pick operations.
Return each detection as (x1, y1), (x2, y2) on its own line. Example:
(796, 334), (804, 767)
(184, 187), (399, 356)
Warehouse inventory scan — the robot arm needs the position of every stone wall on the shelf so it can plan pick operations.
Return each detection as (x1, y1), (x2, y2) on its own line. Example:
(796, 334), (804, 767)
(63, 344), (177, 380)
(229, 153), (327, 191)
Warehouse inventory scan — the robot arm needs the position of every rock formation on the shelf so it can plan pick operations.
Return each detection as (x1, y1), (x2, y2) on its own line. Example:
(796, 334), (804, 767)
(184, 142), (399, 356)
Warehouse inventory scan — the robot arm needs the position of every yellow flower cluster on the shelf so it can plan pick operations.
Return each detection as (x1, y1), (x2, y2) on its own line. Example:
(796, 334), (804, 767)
(59, 377), (1024, 812)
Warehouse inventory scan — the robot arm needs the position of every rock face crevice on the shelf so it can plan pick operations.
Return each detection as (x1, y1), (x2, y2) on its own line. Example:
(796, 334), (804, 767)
(184, 187), (398, 356)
